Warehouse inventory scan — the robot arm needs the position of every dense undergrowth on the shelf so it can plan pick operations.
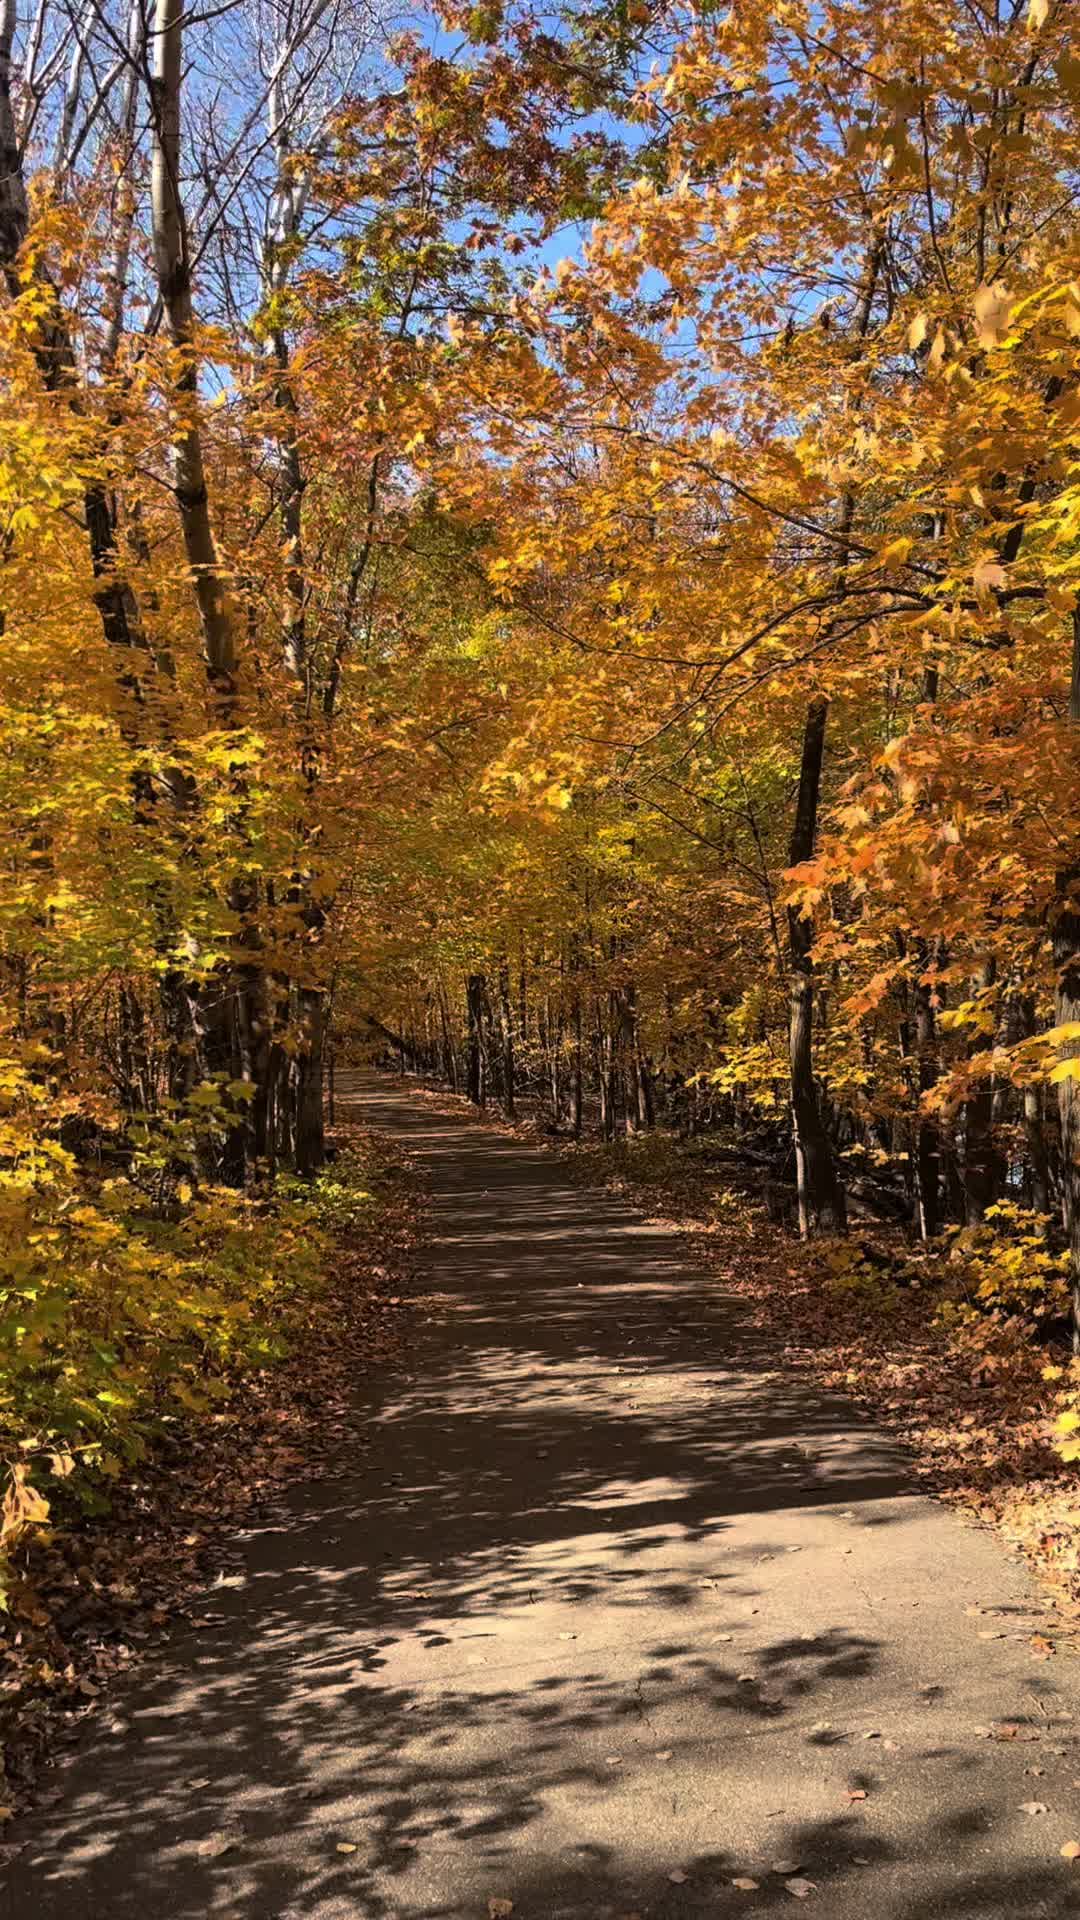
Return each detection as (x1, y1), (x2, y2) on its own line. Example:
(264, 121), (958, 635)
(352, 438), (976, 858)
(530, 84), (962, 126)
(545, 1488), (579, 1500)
(0, 1059), (379, 1597)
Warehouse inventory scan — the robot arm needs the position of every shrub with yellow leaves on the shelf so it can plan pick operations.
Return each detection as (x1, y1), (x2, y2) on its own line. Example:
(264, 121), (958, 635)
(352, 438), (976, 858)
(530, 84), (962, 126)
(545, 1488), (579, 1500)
(0, 1051), (373, 1603)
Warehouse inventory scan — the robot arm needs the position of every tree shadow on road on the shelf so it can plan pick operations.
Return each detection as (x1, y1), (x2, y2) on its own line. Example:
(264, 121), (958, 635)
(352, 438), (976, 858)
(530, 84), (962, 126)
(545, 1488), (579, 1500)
(5, 1086), (1076, 1919)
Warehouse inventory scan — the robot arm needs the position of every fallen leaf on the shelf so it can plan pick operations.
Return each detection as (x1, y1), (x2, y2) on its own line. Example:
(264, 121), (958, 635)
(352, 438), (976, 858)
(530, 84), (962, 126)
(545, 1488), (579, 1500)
(771, 1859), (801, 1875)
(785, 1879), (817, 1900)
(732, 1877), (760, 1891)
(668, 1869), (688, 1884)
(336, 1841), (358, 1854)
(1019, 1802), (1048, 1816)
(1061, 1841), (1080, 1862)
(654, 1749), (674, 1762)
(846, 1789), (867, 1802)
(488, 1901), (514, 1919)
(197, 1834), (236, 1860)
(604, 1755), (622, 1767)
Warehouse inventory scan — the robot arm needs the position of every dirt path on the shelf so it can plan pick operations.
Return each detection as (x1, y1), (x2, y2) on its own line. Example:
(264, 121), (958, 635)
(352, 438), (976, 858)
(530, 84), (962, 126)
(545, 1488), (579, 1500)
(5, 1073), (1080, 1919)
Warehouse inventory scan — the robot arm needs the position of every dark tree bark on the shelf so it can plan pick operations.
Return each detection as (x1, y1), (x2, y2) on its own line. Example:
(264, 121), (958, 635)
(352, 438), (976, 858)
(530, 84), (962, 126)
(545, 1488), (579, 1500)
(466, 973), (486, 1107)
(598, 1001), (615, 1141)
(1054, 609), (1080, 1349)
(498, 960), (515, 1119)
(913, 945), (942, 1238)
(787, 696), (846, 1235)
(962, 959), (1003, 1224)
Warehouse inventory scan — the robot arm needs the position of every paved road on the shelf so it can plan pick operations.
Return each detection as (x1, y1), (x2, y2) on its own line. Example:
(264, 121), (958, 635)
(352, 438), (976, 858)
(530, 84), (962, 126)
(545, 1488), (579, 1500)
(6, 1074), (1080, 1918)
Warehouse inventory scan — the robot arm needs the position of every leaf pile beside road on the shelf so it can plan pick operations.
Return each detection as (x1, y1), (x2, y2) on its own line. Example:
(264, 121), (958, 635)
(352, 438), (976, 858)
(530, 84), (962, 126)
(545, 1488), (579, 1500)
(0, 1125), (423, 1823)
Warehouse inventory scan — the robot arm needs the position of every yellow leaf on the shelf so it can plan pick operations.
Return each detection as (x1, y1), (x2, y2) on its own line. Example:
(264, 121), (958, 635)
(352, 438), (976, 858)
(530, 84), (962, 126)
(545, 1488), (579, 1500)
(974, 282), (1013, 349)
(1050, 1058), (1080, 1084)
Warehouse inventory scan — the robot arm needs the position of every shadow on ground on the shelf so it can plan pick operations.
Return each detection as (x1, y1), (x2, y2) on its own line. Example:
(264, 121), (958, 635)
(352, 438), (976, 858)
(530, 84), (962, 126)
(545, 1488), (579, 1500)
(4, 1076), (1078, 1919)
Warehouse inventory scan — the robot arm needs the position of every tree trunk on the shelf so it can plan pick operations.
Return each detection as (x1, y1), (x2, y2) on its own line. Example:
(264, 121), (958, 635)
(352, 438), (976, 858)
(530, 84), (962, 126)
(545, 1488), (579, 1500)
(570, 935), (584, 1139)
(149, 0), (239, 716)
(912, 942), (942, 1239)
(0, 0), (27, 267)
(598, 1004), (615, 1141)
(1055, 609), (1080, 1348)
(572, 992), (583, 1139)
(498, 960), (515, 1119)
(962, 959), (1002, 1224)
(292, 985), (325, 1174)
(437, 978), (458, 1090)
(466, 974), (485, 1106)
(787, 696), (846, 1235)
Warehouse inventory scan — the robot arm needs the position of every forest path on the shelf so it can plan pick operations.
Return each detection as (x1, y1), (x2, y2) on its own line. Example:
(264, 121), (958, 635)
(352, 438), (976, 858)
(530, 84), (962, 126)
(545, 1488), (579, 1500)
(6, 1072), (1080, 1920)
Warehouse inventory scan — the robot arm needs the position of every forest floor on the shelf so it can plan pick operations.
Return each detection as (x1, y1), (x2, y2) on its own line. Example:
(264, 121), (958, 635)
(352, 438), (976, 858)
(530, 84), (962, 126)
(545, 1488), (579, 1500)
(6, 1070), (1080, 1917)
